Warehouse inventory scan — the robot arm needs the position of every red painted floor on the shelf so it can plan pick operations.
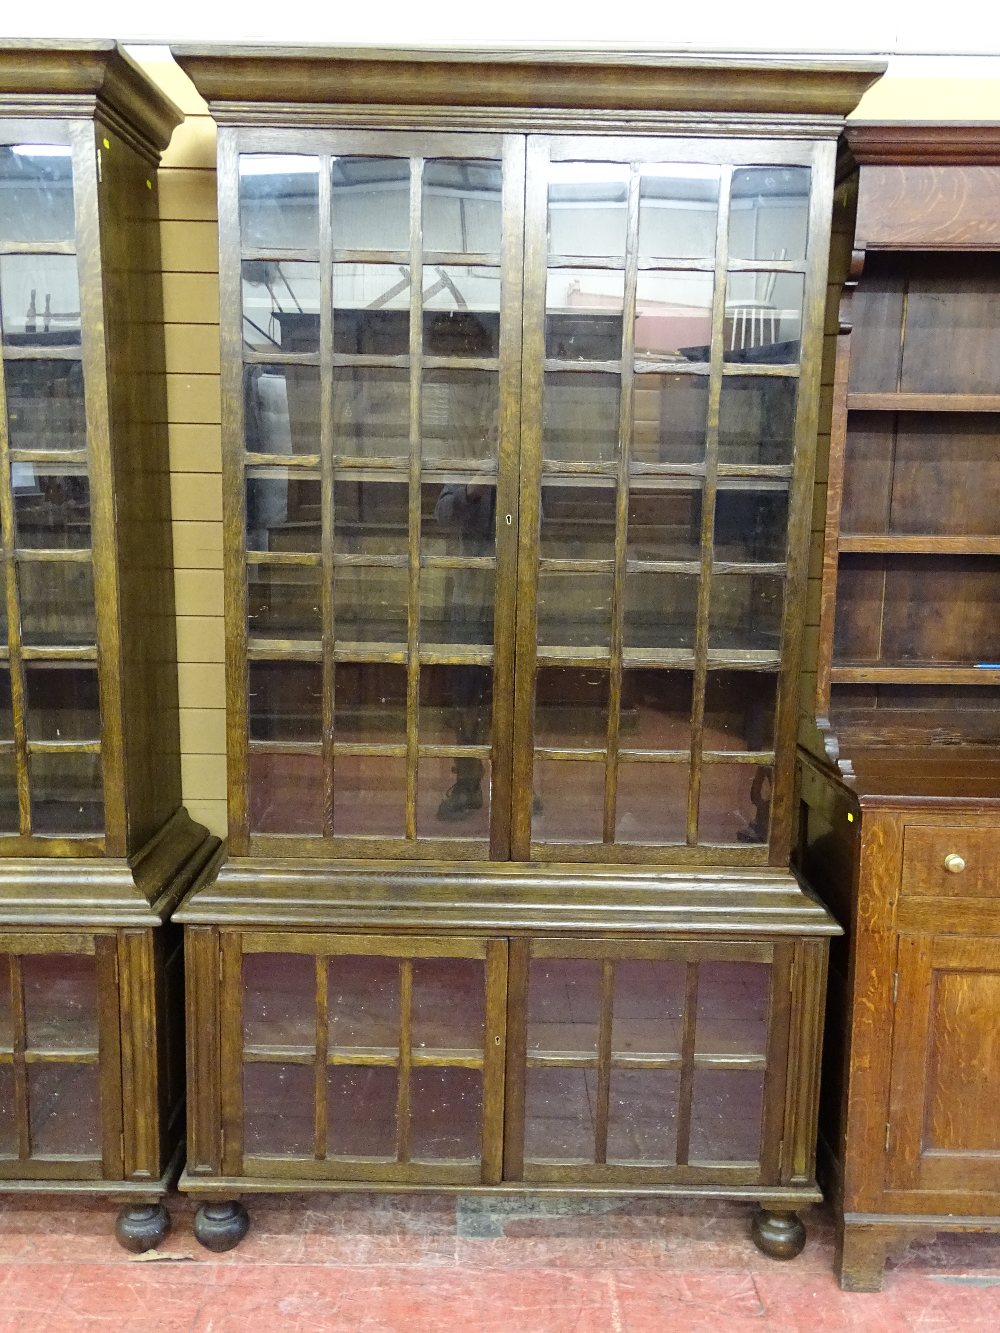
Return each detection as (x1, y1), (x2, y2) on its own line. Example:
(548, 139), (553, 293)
(0, 1193), (998, 1330)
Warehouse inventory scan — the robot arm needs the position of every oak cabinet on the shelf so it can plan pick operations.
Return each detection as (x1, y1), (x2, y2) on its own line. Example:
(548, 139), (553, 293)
(170, 45), (881, 1254)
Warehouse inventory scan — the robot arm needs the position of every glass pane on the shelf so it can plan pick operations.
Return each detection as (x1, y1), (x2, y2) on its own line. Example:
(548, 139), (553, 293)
(718, 375), (797, 466)
(333, 366), (409, 459)
(537, 571), (613, 649)
(0, 668), (12, 741)
(243, 1062), (313, 1156)
(0, 143), (75, 245)
(632, 373), (709, 466)
(247, 564), (322, 640)
(28, 1063), (99, 1156)
(246, 461), (320, 555)
(334, 479), (408, 556)
(695, 961), (769, 1057)
(615, 761), (689, 844)
(248, 750), (322, 835)
(714, 485), (788, 563)
(332, 753), (405, 838)
(411, 1067), (482, 1161)
(422, 369), (498, 463)
(528, 958), (601, 1053)
(638, 165), (720, 262)
(424, 480), (496, 560)
(25, 663), (100, 741)
(29, 750), (103, 836)
(423, 266), (500, 358)
(334, 566), (407, 645)
(690, 1067), (765, 1162)
(418, 754), (490, 838)
(608, 1068), (680, 1164)
(0, 751), (16, 833)
(547, 162), (629, 258)
(0, 1066), (12, 1155)
(612, 960), (685, 1056)
(619, 670), (693, 751)
(0, 957), (10, 1049)
(724, 271), (803, 364)
(242, 951), (315, 1049)
(248, 660), (322, 744)
(333, 263), (409, 355)
(421, 566), (494, 646)
(546, 269), (624, 361)
(729, 166), (810, 263)
(424, 158), (502, 254)
(334, 662), (406, 744)
(332, 155), (410, 251)
(635, 271), (714, 363)
(524, 1067), (596, 1161)
(709, 573), (783, 651)
(543, 372), (619, 465)
(4, 359), (86, 452)
(12, 464), (90, 549)
(242, 260), (319, 352)
(535, 667), (608, 749)
(532, 759), (604, 843)
(238, 154), (319, 249)
(244, 365), (321, 457)
(627, 485), (702, 563)
(703, 671), (777, 753)
(540, 481), (616, 560)
(23, 954), (97, 1051)
(328, 955), (399, 1051)
(0, 254), (80, 345)
(327, 1066), (397, 1159)
(412, 958), (485, 1052)
(419, 664), (491, 745)
(624, 570), (698, 650)
(699, 761), (772, 844)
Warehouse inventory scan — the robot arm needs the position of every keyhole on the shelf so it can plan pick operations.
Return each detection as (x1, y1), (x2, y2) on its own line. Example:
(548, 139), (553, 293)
(505, 514), (512, 526)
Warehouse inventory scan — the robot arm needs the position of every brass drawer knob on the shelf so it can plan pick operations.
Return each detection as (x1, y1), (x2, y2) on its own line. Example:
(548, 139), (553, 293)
(944, 853), (966, 875)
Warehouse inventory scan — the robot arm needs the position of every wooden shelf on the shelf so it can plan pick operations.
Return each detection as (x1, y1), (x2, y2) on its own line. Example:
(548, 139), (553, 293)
(839, 535), (1000, 556)
(847, 392), (1000, 413)
(831, 665), (1000, 685)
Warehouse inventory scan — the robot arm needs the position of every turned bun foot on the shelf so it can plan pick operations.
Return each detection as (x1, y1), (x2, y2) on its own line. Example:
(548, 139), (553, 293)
(751, 1207), (807, 1260)
(115, 1203), (171, 1253)
(194, 1201), (250, 1252)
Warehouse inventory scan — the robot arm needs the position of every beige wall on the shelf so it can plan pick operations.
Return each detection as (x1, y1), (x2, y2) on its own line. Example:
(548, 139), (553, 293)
(134, 51), (1000, 838)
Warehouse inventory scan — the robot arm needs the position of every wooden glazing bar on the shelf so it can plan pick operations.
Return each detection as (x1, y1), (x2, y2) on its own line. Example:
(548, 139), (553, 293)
(422, 355), (500, 373)
(536, 461), (618, 478)
(533, 747), (607, 762)
(10, 954), (29, 1160)
(247, 639), (322, 658)
(705, 649), (780, 669)
(594, 957), (615, 1164)
(0, 344), (83, 362)
(615, 748), (696, 763)
(716, 464), (793, 479)
(314, 954), (329, 1159)
(543, 358), (622, 374)
(330, 742), (407, 758)
(634, 363), (710, 379)
(21, 1048), (100, 1064)
(404, 156), (423, 844)
(241, 348), (319, 366)
(240, 245), (320, 262)
(538, 558), (615, 575)
(245, 550), (322, 567)
(243, 1047), (315, 1065)
(0, 353), (31, 835)
(536, 649), (612, 667)
(416, 743), (492, 760)
(319, 153), (337, 838)
(9, 449), (88, 464)
(0, 240), (77, 256)
(328, 1049), (399, 1067)
(27, 740), (101, 754)
(19, 646), (98, 661)
(14, 548), (99, 565)
(623, 559), (701, 576)
(719, 363), (799, 380)
(629, 462), (707, 478)
(396, 958), (413, 1165)
(245, 453), (321, 470)
(712, 561), (786, 576)
(674, 961), (701, 1167)
(330, 353), (410, 369)
(701, 749), (775, 765)
(620, 648), (696, 668)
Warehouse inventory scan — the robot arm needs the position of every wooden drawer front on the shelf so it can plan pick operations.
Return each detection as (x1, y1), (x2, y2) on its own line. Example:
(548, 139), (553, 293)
(901, 826), (1000, 899)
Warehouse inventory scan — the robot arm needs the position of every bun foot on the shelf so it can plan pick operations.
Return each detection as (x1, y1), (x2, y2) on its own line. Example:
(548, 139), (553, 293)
(751, 1207), (806, 1260)
(194, 1201), (250, 1252)
(115, 1203), (170, 1253)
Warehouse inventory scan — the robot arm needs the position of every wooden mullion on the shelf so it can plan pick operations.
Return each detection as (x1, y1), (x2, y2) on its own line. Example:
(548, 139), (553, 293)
(396, 958), (413, 1165)
(0, 353), (31, 836)
(314, 955), (329, 1160)
(604, 164), (640, 845)
(404, 157), (423, 843)
(686, 165), (733, 847)
(594, 957), (615, 1165)
(318, 152), (336, 838)
(0, 344), (82, 362)
(674, 960), (701, 1167)
(10, 954), (29, 1160)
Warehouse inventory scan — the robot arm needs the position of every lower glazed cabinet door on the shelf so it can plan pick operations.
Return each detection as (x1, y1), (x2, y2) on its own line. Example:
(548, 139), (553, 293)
(0, 931), (122, 1181)
(220, 932), (508, 1184)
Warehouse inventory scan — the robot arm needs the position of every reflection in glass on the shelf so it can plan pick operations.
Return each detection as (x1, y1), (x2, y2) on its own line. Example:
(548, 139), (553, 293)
(627, 486), (702, 563)
(540, 482), (616, 561)
(612, 960), (685, 1055)
(19, 559), (95, 646)
(422, 266), (500, 358)
(615, 761), (689, 844)
(524, 1066), (596, 1161)
(0, 668), (11, 741)
(729, 166), (810, 262)
(619, 670), (693, 751)
(703, 671), (777, 753)
(635, 271), (714, 362)
(328, 1066), (398, 1158)
(4, 359), (86, 452)
(709, 573), (783, 651)
(411, 959), (485, 1052)
(248, 660), (322, 743)
(238, 154), (319, 249)
(546, 269), (624, 361)
(332, 753), (406, 837)
(29, 750), (103, 836)
(28, 1064), (99, 1156)
(421, 565), (494, 646)
(0, 968), (10, 1049)
(246, 471), (321, 552)
(332, 156), (410, 251)
(244, 364), (321, 456)
(332, 263), (409, 355)
(0, 254), (80, 345)
(333, 366), (409, 459)
(422, 369), (498, 462)
(419, 664), (492, 745)
(714, 485), (788, 563)
(247, 564), (322, 640)
(243, 1062), (313, 1156)
(528, 958), (601, 1052)
(547, 162), (629, 258)
(242, 260), (319, 351)
(334, 566), (408, 644)
(249, 750), (323, 834)
(25, 664), (100, 741)
(537, 571), (613, 649)
(411, 1067), (482, 1160)
(334, 663), (407, 744)
(718, 376), (797, 465)
(695, 961), (769, 1056)
(419, 754), (491, 837)
(699, 761), (773, 844)
(631, 373), (709, 467)
(424, 158), (502, 254)
(543, 372), (619, 464)
(0, 1066), (13, 1154)
(334, 479), (408, 556)
(535, 667), (608, 749)
(0, 752), (16, 833)
(328, 955), (399, 1050)
(13, 465), (90, 548)
(23, 954), (98, 1051)
(532, 758), (604, 842)
(624, 570), (698, 650)
(423, 480), (495, 561)
(242, 952), (315, 1049)
(690, 1067), (764, 1162)
(608, 1068), (680, 1164)
(638, 164), (720, 262)
(724, 271), (803, 363)
(0, 144), (75, 245)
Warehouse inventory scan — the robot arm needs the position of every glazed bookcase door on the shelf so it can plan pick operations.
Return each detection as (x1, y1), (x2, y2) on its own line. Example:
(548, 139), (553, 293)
(222, 129), (524, 859)
(0, 931), (122, 1179)
(512, 136), (833, 863)
(225, 932), (507, 1183)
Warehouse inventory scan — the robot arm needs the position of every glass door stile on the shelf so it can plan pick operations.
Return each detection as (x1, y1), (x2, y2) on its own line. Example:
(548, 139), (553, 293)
(0, 124), (105, 849)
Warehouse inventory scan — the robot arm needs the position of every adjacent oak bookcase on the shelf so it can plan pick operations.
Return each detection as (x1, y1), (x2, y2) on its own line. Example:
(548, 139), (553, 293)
(169, 46), (881, 1254)
(0, 43), (218, 1250)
